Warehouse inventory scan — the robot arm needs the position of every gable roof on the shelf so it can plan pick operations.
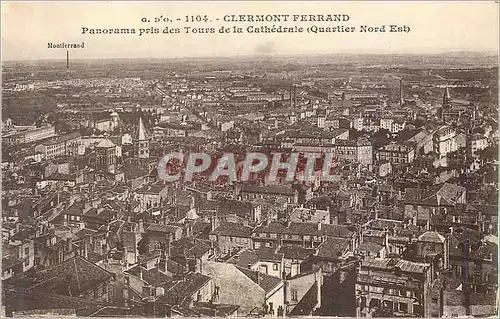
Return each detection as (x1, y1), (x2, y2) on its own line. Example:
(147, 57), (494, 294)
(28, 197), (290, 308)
(316, 237), (351, 259)
(210, 222), (254, 238)
(157, 273), (211, 306)
(278, 245), (314, 260)
(405, 183), (466, 206)
(418, 231), (445, 243)
(236, 266), (283, 294)
(21, 255), (113, 295)
(289, 281), (319, 316)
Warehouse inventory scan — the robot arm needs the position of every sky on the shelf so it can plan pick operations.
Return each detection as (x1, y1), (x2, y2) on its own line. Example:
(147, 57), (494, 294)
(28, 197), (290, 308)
(1, 1), (498, 61)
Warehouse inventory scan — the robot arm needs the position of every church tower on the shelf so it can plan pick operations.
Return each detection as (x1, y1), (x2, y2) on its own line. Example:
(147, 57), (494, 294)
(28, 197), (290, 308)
(134, 117), (149, 159)
(440, 85), (452, 123)
(399, 78), (404, 106)
(442, 85), (452, 108)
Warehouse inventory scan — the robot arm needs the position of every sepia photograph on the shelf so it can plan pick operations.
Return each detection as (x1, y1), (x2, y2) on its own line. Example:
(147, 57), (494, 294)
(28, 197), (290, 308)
(1, 1), (499, 318)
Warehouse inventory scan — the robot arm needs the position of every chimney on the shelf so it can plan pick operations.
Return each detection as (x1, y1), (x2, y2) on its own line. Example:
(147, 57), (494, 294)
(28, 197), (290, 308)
(384, 231), (389, 250)
(210, 216), (218, 231)
(67, 237), (73, 252)
(317, 221), (322, 231)
(449, 226), (454, 235)
(159, 245), (168, 274)
(82, 238), (88, 259)
(293, 85), (297, 105)
(138, 219), (145, 233)
(156, 287), (165, 297)
(167, 237), (172, 257)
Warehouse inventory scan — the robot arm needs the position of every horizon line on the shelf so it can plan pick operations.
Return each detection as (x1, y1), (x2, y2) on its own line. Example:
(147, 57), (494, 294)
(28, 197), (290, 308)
(2, 50), (498, 64)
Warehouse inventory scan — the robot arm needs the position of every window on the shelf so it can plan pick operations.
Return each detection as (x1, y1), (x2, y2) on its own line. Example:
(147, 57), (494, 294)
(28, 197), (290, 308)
(273, 263), (279, 271)
(399, 302), (408, 313)
(291, 290), (298, 301)
(24, 247), (29, 256)
(98, 284), (104, 296)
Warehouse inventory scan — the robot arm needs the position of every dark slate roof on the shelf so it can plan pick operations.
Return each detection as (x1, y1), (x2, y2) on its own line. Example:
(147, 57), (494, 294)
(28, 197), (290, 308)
(240, 184), (297, 196)
(157, 273), (211, 306)
(227, 249), (259, 268)
(256, 247), (284, 262)
(192, 221), (210, 236)
(254, 221), (287, 234)
(322, 224), (355, 238)
(404, 183), (466, 206)
(418, 231), (445, 243)
(316, 237), (351, 259)
(171, 237), (212, 259)
(358, 241), (384, 255)
(123, 165), (148, 180)
(361, 258), (429, 274)
(125, 265), (170, 286)
(192, 302), (240, 317)
(136, 184), (167, 195)
(472, 241), (498, 261)
(228, 247), (284, 268)
(282, 222), (320, 236)
(146, 223), (180, 234)
(236, 266), (283, 294)
(210, 222), (254, 238)
(281, 222), (354, 238)
(2, 255), (23, 271)
(289, 281), (318, 316)
(72, 228), (96, 241)
(278, 245), (314, 260)
(22, 255), (113, 295)
(66, 200), (86, 216)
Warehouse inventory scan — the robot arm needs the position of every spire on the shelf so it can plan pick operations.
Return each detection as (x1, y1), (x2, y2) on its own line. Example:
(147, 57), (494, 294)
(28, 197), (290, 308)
(445, 85), (451, 100)
(443, 84), (451, 107)
(399, 78), (403, 106)
(138, 117), (147, 141)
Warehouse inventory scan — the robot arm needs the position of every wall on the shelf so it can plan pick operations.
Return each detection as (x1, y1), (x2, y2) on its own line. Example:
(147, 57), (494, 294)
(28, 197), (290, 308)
(286, 272), (317, 314)
(202, 261), (265, 315)
(256, 260), (283, 278)
(266, 283), (285, 316)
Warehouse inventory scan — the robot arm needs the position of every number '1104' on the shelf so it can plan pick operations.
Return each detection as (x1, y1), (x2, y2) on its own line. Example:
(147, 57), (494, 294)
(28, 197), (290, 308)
(185, 15), (210, 22)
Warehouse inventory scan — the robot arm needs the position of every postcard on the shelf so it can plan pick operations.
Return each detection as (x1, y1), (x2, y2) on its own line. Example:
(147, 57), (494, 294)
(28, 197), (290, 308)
(1, 1), (498, 318)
